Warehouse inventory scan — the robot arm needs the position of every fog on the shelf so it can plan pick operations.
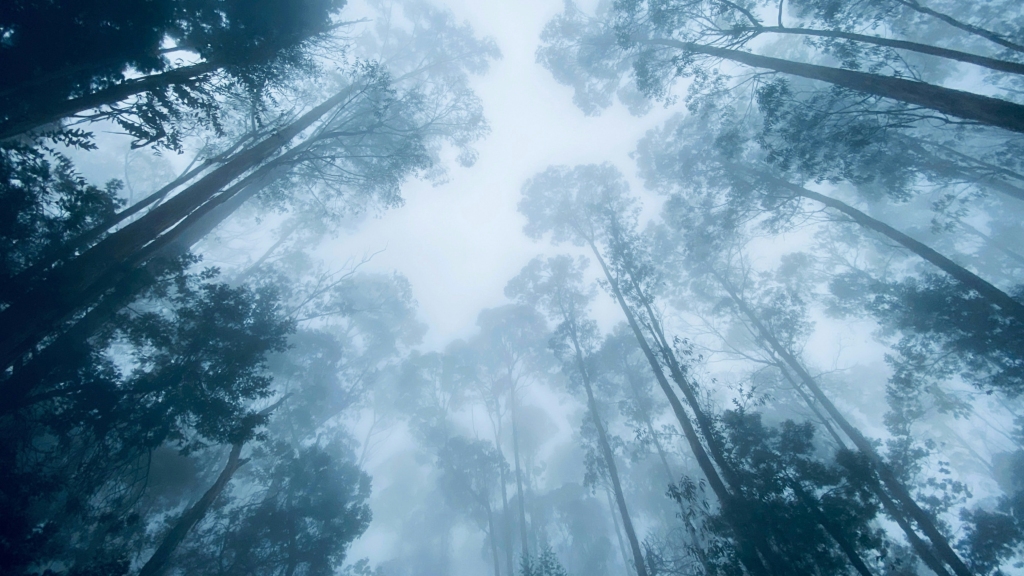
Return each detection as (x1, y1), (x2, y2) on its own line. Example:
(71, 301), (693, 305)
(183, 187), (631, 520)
(1, 1), (1023, 576)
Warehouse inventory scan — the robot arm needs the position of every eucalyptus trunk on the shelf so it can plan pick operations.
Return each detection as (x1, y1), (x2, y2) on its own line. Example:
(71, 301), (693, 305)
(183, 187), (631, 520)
(137, 442), (248, 576)
(759, 172), (1024, 321)
(644, 38), (1024, 134)
(567, 324), (649, 576)
(728, 26), (1024, 75)
(0, 62), (219, 140)
(0, 83), (361, 372)
(716, 276), (970, 576)
(587, 242), (775, 576)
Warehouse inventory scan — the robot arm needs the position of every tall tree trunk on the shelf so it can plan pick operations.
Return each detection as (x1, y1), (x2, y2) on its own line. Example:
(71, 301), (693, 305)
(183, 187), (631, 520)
(899, 136), (1024, 204)
(957, 222), (1024, 268)
(0, 150), (224, 304)
(776, 364), (952, 575)
(586, 242), (774, 576)
(619, 242), (879, 576)
(494, 419), (517, 576)
(627, 373), (675, 482)
(568, 326), (649, 576)
(643, 38), (1024, 134)
(624, 331), (715, 575)
(137, 442), (248, 576)
(603, 485), (635, 576)
(715, 275), (970, 576)
(486, 503), (503, 576)
(0, 82), (363, 372)
(728, 26), (1024, 75)
(0, 265), (159, 413)
(0, 62), (220, 140)
(759, 171), (1024, 321)
(508, 388), (531, 563)
(894, 0), (1024, 54)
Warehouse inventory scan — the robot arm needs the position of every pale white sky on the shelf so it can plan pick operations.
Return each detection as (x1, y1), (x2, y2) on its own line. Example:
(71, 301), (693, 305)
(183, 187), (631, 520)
(325, 0), (672, 350)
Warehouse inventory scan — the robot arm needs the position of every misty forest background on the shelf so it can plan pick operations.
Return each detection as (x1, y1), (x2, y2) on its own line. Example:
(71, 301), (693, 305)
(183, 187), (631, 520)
(2, 0), (1024, 575)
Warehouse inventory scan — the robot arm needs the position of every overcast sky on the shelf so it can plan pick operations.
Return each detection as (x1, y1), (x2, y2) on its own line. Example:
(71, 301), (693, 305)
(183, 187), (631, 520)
(326, 0), (672, 350)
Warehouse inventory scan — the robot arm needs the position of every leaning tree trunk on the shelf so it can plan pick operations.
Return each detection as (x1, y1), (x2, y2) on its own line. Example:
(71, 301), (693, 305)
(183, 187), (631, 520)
(758, 172), (1024, 321)
(586, 242), (775, 576)
(894, 0), (1024, 54)
(508, 387), (531, 563)
(568, 328), (649, 576)
(137, 442), (248, 576)
(492, 415), (517, 576)
(603, 486), (634, 576)
(0, 82), (362, 372)
(715, 275), (971, 576)
(0, 62), (219, 140)
(0, 156), (282, 402)
(619, 244), (879, 576)
(731, 26), (1024, 75)
(0, 150), (224, 304)
(643, 38), (1024, 134)
(486, 503), (503, 576)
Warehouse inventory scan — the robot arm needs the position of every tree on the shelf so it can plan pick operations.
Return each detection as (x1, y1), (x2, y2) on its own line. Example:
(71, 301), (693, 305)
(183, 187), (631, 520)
(538, 0), (1024, 133)
(507, 255), (650, 576)
(0, 0), (347, 147)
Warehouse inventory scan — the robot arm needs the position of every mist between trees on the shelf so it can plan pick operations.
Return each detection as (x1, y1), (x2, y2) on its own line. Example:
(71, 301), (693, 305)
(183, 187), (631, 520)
(1, 0), (1023, 575)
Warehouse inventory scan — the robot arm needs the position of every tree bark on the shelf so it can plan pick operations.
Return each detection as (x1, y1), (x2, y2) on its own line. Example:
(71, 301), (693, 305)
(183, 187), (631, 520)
(715, 275), (971, 576)
(758, 171), (1024, 321)
(0, 82), (363, 372)
(728, 26), (1024, 75)
(486, 503), (503, 576)
(587, 242), (774, 576)
(617, 239), (871, 575)
(493, 416), (517, 576)
(644, 38), (1024, 134)
(0, 153), (218, 304)
(0, 62), (220, 140)
(508, 387), (531, 563)
(137, 442), (248, 576)
(567, 324), (649, 576)
(604, 485), (635, 576)
(894, 0), (1024, 54)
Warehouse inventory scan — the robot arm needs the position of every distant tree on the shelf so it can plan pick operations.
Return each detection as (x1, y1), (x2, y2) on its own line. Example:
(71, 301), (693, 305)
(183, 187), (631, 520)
(508, 255), (650, 576)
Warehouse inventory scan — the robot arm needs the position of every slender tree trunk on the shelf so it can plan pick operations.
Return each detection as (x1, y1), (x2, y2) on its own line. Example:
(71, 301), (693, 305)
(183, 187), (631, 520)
(137, 442), (248, 576)
(0, 82), (363, 372)
(758, 172), (1024, 321)
(643, 38), (1024, 134)
(629, 375), (675, 482)
(0, 152), (221, 304)
(895, 137), (1024, 203)
(0, 265), (158, 413)
(619, 242), (874, 575)
(625, 343), (714, 575)
(894, 0), (1024, 54)
(508, 388), (531, 563)
(619, 266), (741, 490)
(729, 26), (1024, 75)
(776, 364), (952, 575)
(587, 242), (774, 576)
(568, 327), (649, 576)
(494, 418), (517, 576)
(0, 62), (220, 140)
(487, 503), (503, 576)
(958, 221), (1024, 268)
(604, 485), (635, 576)
(715, 275), (971, 576)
